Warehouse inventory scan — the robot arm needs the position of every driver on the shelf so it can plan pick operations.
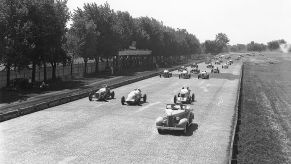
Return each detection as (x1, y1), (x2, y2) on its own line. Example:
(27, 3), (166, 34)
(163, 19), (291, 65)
(180, 87), (188, 96)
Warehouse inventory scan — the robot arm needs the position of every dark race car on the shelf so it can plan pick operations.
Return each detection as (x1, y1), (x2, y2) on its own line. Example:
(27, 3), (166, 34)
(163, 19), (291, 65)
(211, 67), (220, 73)
(89, 85), (115, 101)
(206, 63), (214, 68)
(179, 70), (191, 79)
(156, 104), (194, 134)
(121, 89), (147, 105)
(190, 67), (200, 74)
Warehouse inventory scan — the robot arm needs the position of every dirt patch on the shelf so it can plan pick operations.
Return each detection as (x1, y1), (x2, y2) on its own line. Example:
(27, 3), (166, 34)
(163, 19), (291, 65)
(236, 52), (291, 163)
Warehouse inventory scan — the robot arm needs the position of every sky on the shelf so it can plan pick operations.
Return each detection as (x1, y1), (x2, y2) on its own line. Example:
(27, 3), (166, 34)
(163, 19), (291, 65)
(66, 0), (291, 45)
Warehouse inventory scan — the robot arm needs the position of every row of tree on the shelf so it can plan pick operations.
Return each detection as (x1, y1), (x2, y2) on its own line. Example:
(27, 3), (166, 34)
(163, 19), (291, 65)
(67, 2), (202, 73)
(0, 0), (70, 86)
(201, 33), (230, 55)
(1, 0), (203, 87)
(229, 39), (287, 52)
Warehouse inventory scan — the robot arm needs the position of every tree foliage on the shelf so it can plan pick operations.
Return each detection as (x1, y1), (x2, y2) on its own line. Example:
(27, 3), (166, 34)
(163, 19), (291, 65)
(247, 41), (267, 52)
(202, 33), (230, 55)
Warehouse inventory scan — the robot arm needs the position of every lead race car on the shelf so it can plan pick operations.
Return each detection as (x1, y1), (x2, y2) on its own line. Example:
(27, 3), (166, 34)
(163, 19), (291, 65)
(89, 84), (115, 101)
(190, 66), (200, 74)
(174, 87), (195, 104)
(222, 63), (229, 69)
(160, 69), (172, 78)
(206, 63), (214, 68)
(155, 104), (194, 134)
(121, 89), (147, 105)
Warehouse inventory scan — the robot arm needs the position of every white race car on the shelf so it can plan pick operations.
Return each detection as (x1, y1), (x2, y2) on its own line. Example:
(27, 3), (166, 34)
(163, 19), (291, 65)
(174, 87), (195, 104)
(121, 89), (147, 105)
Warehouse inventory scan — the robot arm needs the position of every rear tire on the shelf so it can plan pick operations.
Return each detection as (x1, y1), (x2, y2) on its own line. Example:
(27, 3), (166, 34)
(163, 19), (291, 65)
(174, 95), (177, 104)
(183, 125), (187, 134)
(192, 93), (195, 102)
(158, 129), (164, 134)
(111, 91), (115, 99)
(121, 96), (125, 105)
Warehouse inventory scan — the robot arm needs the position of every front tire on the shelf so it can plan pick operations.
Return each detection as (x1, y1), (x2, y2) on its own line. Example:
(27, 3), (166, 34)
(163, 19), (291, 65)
(111, 91), (115, 99)
(89, 92), (94, 101)
(143, 94), (147, 103)
(192, 93), (195, 102)
(174, 95), (177, 104)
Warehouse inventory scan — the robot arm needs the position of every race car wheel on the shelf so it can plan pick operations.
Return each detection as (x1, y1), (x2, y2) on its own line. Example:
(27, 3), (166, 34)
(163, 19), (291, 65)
(192, 93), (195, 102)
(158, 129), (164, 134)
(179, 75), (181, 79)
(183, 125), (187, 134)
(111, 91), (115, 99)
(143, 94), (147, 103)
(121, 96), (125, 105)
(174, 95), (177, 104)
(89, 92), (94, 101)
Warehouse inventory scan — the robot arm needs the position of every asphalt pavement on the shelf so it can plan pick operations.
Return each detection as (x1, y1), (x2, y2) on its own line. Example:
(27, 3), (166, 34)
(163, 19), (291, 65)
(0, 58), (242, 164)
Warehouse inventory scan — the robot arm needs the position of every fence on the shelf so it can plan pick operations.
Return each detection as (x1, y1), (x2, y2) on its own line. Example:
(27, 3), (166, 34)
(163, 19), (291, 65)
(0, 61), (110, 88)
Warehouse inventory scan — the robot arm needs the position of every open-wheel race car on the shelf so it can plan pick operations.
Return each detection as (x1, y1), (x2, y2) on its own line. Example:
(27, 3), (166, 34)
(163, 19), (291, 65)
(179, 70), (191, 79)
(211, 67), (220, 73)
(215, 60), (221, 65)
(178, 66), (186, 72)
(174, 87), (195, 104)
(229, 60), (233, 64)
(206, 63), (214, 68)
(190, 67), (200, 74)
(89, 85), (115, 101)
(191, 63), (198, 68)
(222, 63), (229, 69)
(198, 71), (210, 79)
(121, 89), (147, 105)
(155, 104), (194, 134)
(160, 69), (172, 78)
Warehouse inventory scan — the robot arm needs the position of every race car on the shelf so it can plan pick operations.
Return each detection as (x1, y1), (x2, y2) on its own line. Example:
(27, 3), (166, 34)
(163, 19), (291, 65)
(178, 66), (186, 72)
(206, 63), (214, 68)
(198, 71), (210, 79)
(179, 70), (191, 79)
(121, 89), (147, 105)
(160, 69), (172, 78)
(215, 60), (221, 65)
(89, 85), (115, 101)
(174, 87), (195, 104)
(190, 67), (200, 74)
(211, 67), (220, 73)
(191, 63), (198, 68)
(222, 63), (229, 69)
(229, 60), (233, 64)
(155, 104), (194, 134)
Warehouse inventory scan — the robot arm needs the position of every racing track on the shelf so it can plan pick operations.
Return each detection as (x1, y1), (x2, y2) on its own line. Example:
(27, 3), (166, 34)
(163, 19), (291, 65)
(0, 59), (242, 164)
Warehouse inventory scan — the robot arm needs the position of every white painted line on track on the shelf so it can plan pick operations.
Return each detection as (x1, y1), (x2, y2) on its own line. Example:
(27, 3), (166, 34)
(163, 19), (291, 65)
(58, 156), (77, 164)
(91, 104), (105, 108)
(136, 102), (161, 113)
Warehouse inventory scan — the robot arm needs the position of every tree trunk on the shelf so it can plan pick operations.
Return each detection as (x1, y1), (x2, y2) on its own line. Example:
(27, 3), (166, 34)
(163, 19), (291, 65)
(6, 63), (11, 87)
(32, 61), (36, 83)
(51, 62), (56, 80)
(84, 58), (88, 75)
(95, 57), (99, 73)
(43, 62), (47, 82)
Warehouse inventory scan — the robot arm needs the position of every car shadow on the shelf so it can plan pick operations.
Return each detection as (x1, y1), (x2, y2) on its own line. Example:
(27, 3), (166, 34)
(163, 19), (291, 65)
(162, 123), (198, 137)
